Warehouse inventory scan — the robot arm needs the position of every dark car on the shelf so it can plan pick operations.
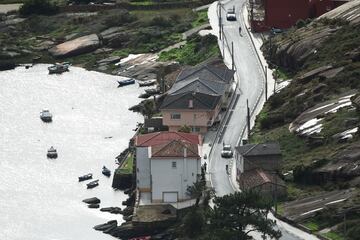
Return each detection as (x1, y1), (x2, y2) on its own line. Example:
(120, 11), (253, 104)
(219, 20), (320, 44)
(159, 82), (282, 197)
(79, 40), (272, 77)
(271, 27), (283, 35)
(226, 8), (236, 21)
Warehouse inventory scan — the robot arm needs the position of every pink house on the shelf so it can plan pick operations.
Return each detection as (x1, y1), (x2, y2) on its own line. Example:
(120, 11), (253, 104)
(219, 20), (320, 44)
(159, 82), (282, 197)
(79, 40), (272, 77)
(160, 63), (235, 133)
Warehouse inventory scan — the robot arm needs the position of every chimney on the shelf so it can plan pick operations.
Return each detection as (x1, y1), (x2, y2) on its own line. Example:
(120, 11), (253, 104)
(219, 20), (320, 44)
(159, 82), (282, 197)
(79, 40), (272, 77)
(183, 147), (187, 158)
(188, 99), (193, 108)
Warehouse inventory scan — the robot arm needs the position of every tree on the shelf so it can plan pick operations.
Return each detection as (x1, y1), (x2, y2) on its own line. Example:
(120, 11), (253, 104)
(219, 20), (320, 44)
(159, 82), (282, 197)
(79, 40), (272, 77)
(207, 190), (282, 240)
(140, 100), (156, 119)
(186, 180), (206, 207)
(183, 208), (205, 238)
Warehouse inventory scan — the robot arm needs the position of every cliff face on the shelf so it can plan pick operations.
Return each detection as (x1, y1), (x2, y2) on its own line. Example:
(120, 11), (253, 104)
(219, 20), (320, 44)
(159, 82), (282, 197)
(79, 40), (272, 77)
(253, 0), (360, 184)
(263, 0), (360, 71)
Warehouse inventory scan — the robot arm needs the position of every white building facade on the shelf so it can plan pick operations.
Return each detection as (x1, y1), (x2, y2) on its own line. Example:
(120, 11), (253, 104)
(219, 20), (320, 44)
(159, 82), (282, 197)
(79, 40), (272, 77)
(135, 132), (202, 203)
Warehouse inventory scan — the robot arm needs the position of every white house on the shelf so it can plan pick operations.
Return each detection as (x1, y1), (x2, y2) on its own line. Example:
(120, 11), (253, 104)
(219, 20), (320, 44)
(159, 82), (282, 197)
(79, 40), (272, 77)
(135, 132), (202, 203)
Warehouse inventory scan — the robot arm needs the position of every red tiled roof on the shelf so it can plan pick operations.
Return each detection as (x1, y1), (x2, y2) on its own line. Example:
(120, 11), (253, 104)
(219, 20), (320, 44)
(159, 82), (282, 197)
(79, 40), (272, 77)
(135, 131), (202, 147)
(239, 169), (285, 190)
(151, 140), (199, 159)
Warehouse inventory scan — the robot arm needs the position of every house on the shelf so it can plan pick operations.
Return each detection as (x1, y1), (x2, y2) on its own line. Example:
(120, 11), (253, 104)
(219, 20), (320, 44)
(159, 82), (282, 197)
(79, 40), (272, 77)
(238, 168), (287, 198)
(235, 143), (282, 174)
(249, 0), (350, 32)
(235, 143), (285, 198)
(135, 131), (202, 203)
(160, 63), (235, 133)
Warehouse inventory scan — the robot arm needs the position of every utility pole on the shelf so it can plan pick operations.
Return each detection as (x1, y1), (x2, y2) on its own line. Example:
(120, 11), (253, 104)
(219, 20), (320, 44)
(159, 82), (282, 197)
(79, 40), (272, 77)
(231, 42), (234, 71)
(265, 66), (268, 100)
(222, 25), (225, 57)
(246, 99), (250, 140)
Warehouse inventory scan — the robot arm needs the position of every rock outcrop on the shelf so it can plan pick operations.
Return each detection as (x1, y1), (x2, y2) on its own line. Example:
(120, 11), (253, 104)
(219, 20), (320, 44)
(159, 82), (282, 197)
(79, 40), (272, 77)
(49, 34), (100, 58)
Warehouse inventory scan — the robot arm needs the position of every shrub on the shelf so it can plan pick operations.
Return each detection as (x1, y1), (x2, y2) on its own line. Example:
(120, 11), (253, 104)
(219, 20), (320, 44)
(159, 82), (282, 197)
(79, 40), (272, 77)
(296, 19), (306, 29)
(20, 0), (59, 16)
(150, 16), (173, 28)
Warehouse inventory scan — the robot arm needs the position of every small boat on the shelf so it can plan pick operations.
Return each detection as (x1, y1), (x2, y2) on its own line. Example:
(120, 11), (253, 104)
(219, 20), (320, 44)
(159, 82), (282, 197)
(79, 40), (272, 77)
(78, 173), (93, 182)
(145, 88), (161, 95)
(118, 79), (135, 87)
(138, 79), (156, 87)
(102, 166), (111, 177)
(40, 109), (53, 122)
(87, 180), (99, 189)
(47, 146), (58, 158)
(48, 62), (70, 74)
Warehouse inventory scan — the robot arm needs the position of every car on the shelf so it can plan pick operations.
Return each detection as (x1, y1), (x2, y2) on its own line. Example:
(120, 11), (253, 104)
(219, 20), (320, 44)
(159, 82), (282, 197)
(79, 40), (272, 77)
(221, 144), (233, 158)
(270, 27), (283, 35)
(226, 8), (236, 21)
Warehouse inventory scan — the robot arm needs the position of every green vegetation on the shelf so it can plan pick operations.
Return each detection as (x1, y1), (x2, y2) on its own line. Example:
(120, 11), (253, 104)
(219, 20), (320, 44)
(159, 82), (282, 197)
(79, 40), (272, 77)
(192, 10), (208, 28)
(322, 231), (344, 240)
(19, 0), (59, 16)
(303, 220), (320, 232)
(117, 153), (134, 175)
(159, 34), (220, 65)
(0, 6), (203, 72)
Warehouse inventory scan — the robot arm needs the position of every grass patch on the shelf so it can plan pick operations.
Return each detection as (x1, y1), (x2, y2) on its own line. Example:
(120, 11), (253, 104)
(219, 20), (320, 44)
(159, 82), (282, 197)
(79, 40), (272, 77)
(192, 10), (208, 28)
(321, 107), (359, 138)
(303, 220), (320, 232)
(322, 231), (344, 240)
(250, 124), (308, 170)
(117, 153), (134, 175)
(158, 34), (220, 65)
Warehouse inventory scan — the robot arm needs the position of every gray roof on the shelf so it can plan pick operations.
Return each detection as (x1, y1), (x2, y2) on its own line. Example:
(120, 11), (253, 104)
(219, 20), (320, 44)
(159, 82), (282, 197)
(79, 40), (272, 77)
(177, 64), (234, 84)
(160, 92), (221, 110)
(235, 143), (281, 157)
(168, 77), (226, 95)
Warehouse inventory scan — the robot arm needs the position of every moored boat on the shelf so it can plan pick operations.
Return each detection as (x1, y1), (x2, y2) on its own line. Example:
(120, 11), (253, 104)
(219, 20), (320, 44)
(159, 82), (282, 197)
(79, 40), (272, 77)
(138, 79), (156, 87)
(118, 79), (135, 87)
(78, 173), (93, 182)
(48, 62), (70, 74)
(47, 146), (58, 158)
(40, 109), (53, 122)
(87, 180), (99, 189)
(102, 166), (111, 177)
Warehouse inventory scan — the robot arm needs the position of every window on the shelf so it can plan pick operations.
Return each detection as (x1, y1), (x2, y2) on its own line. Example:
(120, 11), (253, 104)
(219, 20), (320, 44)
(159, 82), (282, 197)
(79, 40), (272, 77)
(171, 113), (181, 120)
(191, 126), (201, 132)
(172, 161), (177, 168)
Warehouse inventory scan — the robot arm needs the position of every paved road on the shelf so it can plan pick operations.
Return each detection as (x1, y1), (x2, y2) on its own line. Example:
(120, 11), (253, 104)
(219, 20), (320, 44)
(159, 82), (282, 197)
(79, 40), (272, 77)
(208, 1), (319, 239)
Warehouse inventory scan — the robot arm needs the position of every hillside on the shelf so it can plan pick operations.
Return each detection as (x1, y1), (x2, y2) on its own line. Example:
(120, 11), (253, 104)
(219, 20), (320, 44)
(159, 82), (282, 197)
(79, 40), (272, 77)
(252, 0), (360, 238)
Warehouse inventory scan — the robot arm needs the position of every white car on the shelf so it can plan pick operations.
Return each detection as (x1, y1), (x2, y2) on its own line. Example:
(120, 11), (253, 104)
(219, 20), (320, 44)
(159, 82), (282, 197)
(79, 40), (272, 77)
(226, 8), (236, 21)
(221, 144), (233, 158)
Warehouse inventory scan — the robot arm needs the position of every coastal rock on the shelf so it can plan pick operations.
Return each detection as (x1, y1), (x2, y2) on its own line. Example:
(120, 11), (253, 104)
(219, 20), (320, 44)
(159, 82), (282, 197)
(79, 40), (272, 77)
(100, 207), (122, 214)
(82, 197), (100, 204)
(97, 56), (121, 65)
(100, 27), (131, 48)
(94, 220), (118, 231)
(88, 203), (100, 208)
(48, 34), (100, 58)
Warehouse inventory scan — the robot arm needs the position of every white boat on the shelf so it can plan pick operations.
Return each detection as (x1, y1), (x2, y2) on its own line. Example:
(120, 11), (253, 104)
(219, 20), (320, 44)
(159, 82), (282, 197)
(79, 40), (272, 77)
(40, 109), (52, 122)
(48, 62), (70, 74)
(47, 146), (58, 159)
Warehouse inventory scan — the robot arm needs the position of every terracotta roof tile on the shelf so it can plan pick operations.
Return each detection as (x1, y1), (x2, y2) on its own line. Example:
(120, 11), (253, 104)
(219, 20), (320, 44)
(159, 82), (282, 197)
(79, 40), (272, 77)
(135, 131), (202, 147)
(239, 169), (285, 190)
(151, 140), (199, 158)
